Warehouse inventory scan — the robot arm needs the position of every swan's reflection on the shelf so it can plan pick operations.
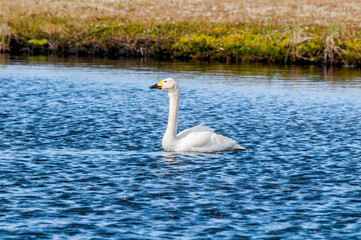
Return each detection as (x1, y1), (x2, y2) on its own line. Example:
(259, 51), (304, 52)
(161, 151), (220, 162)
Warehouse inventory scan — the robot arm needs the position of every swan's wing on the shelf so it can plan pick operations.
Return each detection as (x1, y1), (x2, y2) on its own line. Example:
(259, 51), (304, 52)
(177, 123), (215, 140)
(176, 124), (246, 152)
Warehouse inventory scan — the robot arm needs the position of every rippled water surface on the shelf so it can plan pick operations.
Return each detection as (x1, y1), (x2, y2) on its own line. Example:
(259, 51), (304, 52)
(1, 56), (361, 239)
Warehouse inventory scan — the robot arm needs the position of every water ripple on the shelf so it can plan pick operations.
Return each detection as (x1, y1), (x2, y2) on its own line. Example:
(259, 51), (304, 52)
(1, 57), (361, 239)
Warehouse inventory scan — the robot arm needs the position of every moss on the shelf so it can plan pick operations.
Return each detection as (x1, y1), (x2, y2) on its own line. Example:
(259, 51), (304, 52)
(174, 34), (219, 58)
(28, 38), (48, 46)
(339, 39), (361, 64)
(297, 37), (324, 60)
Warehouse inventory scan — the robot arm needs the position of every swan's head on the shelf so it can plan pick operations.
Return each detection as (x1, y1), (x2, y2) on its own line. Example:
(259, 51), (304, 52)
(150, 78), (178, 92)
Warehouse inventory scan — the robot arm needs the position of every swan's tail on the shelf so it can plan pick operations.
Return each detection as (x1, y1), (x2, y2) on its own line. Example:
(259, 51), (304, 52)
(233, 144), (247, 151)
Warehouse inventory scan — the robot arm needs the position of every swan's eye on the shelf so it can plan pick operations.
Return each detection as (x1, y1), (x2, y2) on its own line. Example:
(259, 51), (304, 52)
(164, 81), (167, 83)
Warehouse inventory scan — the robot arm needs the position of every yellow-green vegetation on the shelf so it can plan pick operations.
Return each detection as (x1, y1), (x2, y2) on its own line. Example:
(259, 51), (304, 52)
(1, 0), (361, 65)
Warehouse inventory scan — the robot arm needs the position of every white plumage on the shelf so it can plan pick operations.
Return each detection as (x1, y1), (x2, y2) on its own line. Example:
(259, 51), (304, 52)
(150, 78), (246, 152)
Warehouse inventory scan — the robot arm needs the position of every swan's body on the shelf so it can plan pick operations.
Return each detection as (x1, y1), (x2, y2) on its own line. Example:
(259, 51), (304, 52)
(150, 78), (246, 152)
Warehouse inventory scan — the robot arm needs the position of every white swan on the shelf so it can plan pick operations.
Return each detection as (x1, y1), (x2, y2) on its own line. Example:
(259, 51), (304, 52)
(150, 78), (246, 152)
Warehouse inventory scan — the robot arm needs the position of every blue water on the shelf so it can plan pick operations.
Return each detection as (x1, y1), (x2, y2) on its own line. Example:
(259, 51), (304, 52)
(1, 56), (361, 239)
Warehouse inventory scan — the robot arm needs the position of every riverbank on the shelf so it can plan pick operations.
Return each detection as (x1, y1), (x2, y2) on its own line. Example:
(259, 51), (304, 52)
(1, 0), (361, 66)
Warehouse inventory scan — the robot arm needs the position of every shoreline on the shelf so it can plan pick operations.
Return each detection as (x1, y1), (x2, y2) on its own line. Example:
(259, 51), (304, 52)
(1, 1), (361, 66)
(2, 22), (360, 67)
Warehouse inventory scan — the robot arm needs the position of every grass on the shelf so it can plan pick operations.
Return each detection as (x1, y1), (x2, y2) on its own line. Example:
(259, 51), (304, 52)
(1, 0), (361, 65)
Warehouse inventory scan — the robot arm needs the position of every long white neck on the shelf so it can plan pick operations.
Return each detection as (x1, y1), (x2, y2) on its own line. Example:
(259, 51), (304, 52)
(162, 89), (179, 149)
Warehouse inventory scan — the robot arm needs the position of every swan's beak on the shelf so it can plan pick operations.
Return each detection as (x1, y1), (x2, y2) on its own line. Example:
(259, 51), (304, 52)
(150, 83), (161, 90)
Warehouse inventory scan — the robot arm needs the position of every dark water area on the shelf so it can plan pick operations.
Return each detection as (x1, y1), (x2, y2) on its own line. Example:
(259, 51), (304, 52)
(1, 55), (361, 239)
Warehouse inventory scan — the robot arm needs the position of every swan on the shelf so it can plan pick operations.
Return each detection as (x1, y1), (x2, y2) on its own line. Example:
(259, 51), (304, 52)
(150, 78), (246, 152)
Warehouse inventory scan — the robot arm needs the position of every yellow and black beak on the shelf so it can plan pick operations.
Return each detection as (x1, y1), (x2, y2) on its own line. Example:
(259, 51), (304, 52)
(149, 80), (165, 90)
(149, 83), (161, 89)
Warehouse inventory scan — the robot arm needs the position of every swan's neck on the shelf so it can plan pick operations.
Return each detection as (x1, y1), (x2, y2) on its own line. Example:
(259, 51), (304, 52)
(162, 89), (179, 149)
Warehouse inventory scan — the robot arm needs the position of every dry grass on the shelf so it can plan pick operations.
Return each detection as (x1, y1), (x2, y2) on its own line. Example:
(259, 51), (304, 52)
(1, 0), (361, 26)
(0, 20), (10, 52)
(0, 0), (361, 65)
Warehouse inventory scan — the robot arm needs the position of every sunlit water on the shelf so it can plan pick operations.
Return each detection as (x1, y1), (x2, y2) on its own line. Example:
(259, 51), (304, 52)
(1, 56), (361, 239)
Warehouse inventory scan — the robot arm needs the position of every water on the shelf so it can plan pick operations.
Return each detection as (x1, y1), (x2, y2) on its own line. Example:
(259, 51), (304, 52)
(1, 56), (361, 239)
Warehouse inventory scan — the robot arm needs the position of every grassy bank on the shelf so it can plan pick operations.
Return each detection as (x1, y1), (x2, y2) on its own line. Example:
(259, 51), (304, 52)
(1, 0), (361, 65)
